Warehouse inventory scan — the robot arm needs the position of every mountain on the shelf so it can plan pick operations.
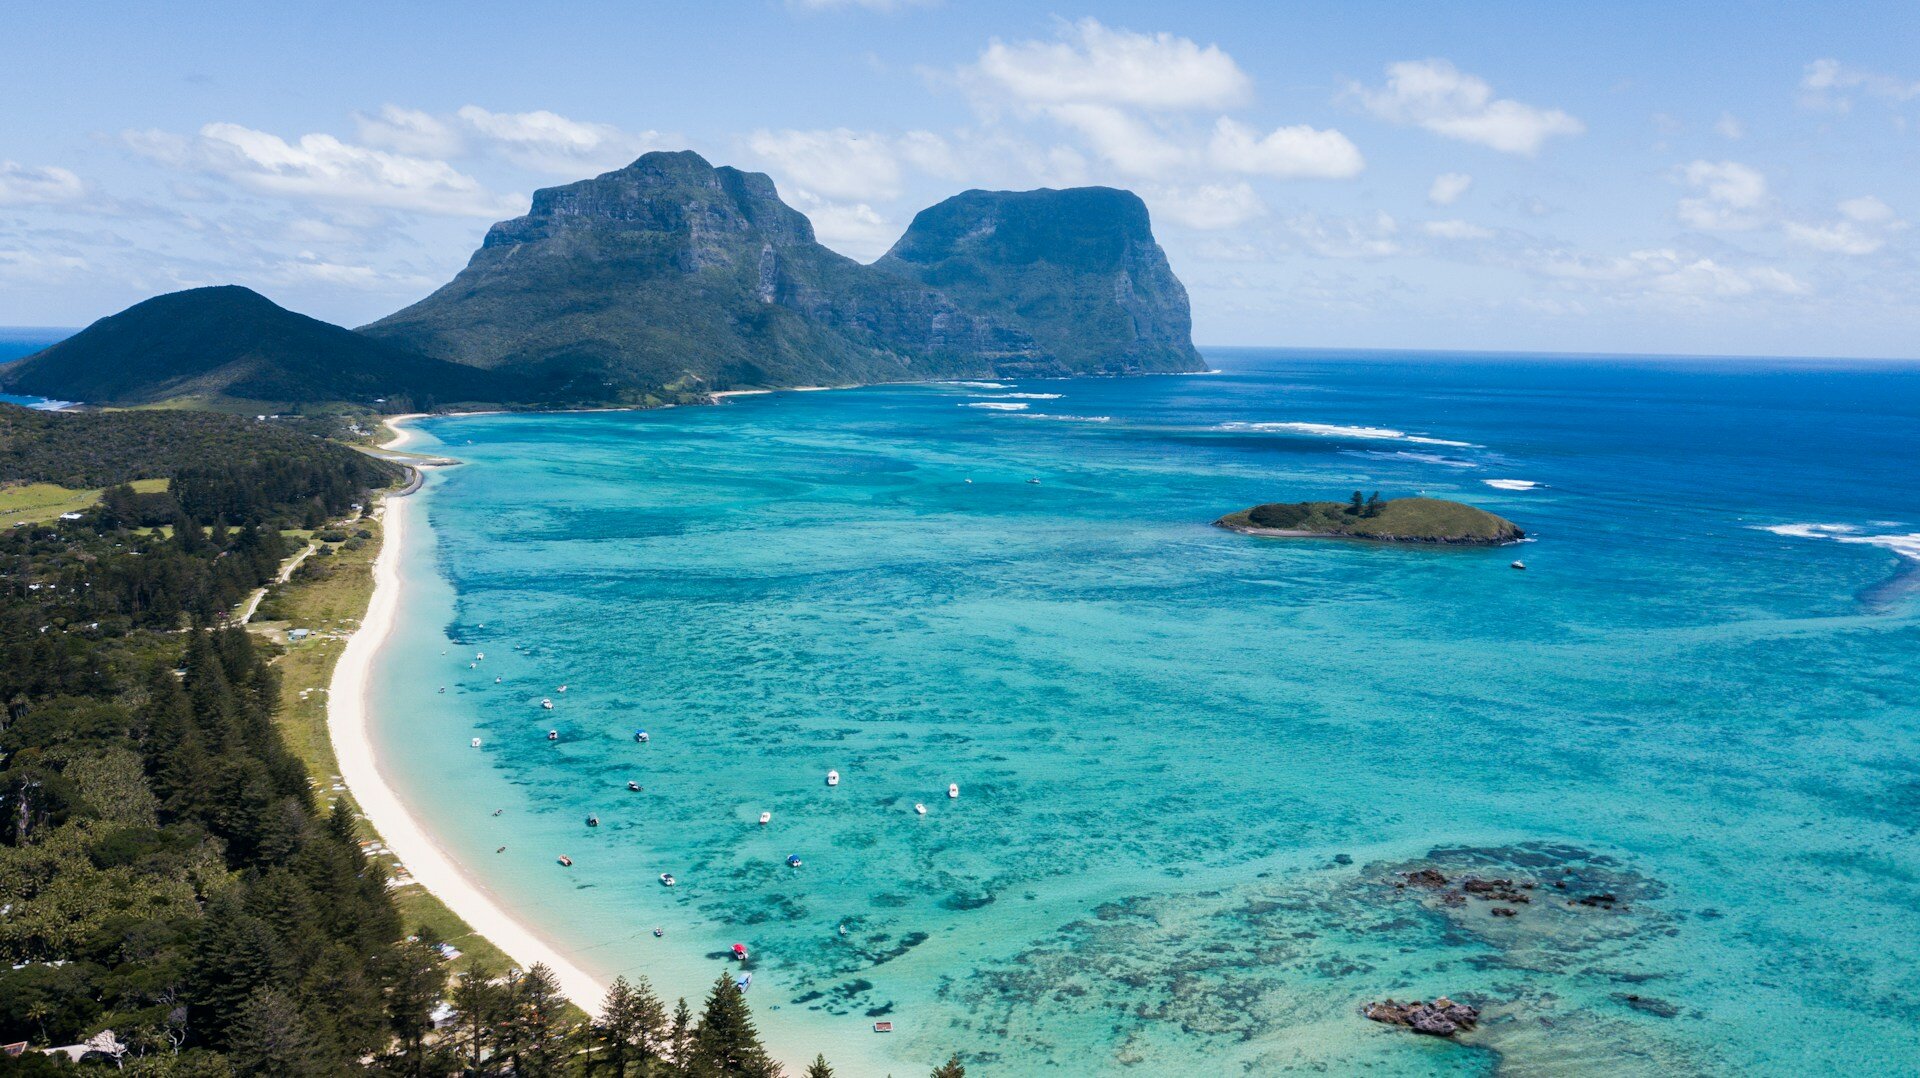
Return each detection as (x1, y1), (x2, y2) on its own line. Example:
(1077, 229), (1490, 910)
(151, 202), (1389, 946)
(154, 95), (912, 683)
(875, 187), (1203, 375)
(0, 285), (529, 410)
(362, 151), (1202, 395)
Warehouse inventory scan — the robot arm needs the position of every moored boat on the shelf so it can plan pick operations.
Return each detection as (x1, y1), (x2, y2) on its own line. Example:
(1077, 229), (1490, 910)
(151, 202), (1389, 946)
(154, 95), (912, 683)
(557, 855), (573, 867)
(826, 770), (840, 787)
(948, 783), (960, 799)
(759, 811), (771, 825)
(659, 873), (675, 887)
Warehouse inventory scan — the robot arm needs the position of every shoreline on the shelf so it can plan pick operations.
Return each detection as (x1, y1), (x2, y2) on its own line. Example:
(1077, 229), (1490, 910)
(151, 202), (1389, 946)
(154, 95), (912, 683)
(329, 417), (610, 1013)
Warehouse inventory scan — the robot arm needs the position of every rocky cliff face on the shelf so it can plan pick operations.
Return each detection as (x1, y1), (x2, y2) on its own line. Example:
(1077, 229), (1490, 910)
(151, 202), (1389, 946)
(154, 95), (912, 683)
(876, 187), (1204, 375)
(362, 152), (1199, 398)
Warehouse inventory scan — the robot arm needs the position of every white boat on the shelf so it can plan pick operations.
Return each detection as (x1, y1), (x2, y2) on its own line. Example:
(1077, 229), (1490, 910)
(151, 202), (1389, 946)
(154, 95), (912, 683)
(558, 684), (569, 693)
(659, 873), (675, 887)
(948, 783), (960, 799)
(541, 698), (554, 709)
(469, 662), (477, 669)
(914, 803), (926, 815)
(471, 738), (482, 748)
(495, 676), (502, 684)
(759, 811), (772, 825)
(627, 781), (642, 792)
(826, 770), (840, 787)
(547, 730), (559, 741)
(476, 652), (484, 660)
(1510, 560), (1527, 571)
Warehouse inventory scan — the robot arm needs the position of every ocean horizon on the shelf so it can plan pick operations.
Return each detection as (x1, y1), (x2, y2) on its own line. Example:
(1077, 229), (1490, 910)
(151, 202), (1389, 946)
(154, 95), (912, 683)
(363, 348), (1913, 1073)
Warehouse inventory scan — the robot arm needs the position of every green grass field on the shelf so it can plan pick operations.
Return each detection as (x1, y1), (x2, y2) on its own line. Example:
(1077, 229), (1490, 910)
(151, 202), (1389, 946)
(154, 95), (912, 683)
(0, 477), (169, 527)
(253, 513), (516, 974)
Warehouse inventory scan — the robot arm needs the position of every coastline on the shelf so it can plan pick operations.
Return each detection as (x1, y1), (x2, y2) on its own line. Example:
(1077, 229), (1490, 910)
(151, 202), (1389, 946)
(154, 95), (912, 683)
(329, 416), (610, 1013)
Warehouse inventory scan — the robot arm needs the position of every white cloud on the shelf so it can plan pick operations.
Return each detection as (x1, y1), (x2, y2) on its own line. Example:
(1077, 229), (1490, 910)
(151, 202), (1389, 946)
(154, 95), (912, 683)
(1354, 59), (1583, 155)
(748, 128), (908, 201)
(1675, 160), (1769, 231)
(1427, 171), (1472, 205)
(355, 105), (463, 157)
(274, 255), (437, 291)
(1785, 195), (1907, 255)
(1422, 219), (1493, 240)
(1044, 103), (1187, 176)
(787, 191), (897, 260)
(0, 162), (87, 205)
(1207, 118), (1363, 179)
(1714, 112), (1745, 140)
(1286, 212), (1400, 259)
(1147, 183), (1266, 230)
(973, 18), (1251, 110)
(190, 122), (520, 217)
(1801, 58), (1920, 111)
(0, 249), (89, 279)
(456, 106), (664, 175)
(1537, 247), (1806, 297)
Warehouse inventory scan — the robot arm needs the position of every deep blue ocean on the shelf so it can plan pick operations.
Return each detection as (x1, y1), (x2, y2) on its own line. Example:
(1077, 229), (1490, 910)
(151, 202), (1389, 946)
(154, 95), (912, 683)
(370, 348), (1920, 1075)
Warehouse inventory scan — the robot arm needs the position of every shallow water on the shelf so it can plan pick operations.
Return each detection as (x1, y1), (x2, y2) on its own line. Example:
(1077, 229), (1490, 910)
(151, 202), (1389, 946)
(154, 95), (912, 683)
(372, 349), (1920, 1075)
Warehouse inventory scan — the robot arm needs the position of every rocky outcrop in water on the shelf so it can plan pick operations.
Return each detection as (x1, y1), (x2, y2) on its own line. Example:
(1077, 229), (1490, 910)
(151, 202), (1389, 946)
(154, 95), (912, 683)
(1363, 997), (1482, 1037)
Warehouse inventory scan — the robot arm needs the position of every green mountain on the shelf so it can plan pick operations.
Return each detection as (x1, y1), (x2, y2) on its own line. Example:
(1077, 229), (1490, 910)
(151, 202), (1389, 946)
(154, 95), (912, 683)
(875, 187), (1203, 375)
(361, 151), (1202, 395)
(0, 285), (529, 410)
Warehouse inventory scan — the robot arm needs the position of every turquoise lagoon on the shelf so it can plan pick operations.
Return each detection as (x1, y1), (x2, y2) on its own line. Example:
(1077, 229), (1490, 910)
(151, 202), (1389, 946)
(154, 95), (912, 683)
(371, 350), (1920, 1075)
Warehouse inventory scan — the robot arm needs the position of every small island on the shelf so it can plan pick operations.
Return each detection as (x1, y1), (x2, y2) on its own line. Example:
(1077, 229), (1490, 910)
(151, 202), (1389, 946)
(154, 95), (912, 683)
(1215, 493), (1524, 545)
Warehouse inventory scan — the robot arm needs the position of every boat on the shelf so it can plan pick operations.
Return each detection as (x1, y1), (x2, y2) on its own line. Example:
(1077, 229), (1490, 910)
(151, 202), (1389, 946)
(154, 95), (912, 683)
(469, 662), (477, 669)
(732, 943), (749, 961)
(547, 730), (559, 741)
(735, 973), (751, 991)
(557, 855), (573, 867)
(914, 803), (926, 815)
(759, 811), (772, 825)
(1510, 560), (1527, 570)
(476, 652), (484, 660)
(541, 698), (554, 709)
(438, 686), (446, 694)
(497, 846), (506, 853)
(652, 928), (663, 938)
(586, 814), (599, 827)
(873, 1021), (893, 1033)
(628, 781), (642, 792)
(634, 730), (649, 743)
(558, 684), (568, 693)
(471, 738), (482, 748)
(494, 676), (502, 684)
(659, 873), (675, 887)
(826, 770), (840, 787)
(1027, 478), (1041, 484)
(948, 783), (960, 799)
(492, 809), (503, 817)
(786, 854), (803, 868)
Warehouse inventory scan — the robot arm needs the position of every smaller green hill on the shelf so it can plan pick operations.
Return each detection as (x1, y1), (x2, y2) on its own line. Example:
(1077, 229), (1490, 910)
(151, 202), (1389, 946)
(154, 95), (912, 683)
(1216, 495), (1523, 545)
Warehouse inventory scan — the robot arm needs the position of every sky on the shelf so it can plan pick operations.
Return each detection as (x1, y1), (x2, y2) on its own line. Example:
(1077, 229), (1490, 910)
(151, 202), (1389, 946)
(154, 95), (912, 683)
(3, 0), (1919, 358)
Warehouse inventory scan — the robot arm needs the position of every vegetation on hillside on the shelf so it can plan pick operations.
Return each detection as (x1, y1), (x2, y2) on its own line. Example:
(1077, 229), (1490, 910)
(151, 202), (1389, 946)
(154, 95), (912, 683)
(1217, 494), (1524, 544)
(0, 286), (533, 412)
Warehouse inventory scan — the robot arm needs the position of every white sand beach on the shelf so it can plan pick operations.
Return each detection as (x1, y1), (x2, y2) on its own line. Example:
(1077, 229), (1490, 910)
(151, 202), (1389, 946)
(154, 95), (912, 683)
(329, 420), (610, 1014)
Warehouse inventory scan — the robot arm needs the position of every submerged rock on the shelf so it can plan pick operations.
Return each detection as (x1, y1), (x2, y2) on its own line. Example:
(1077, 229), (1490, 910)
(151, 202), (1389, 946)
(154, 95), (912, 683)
(1363, 996), (1482, 1037)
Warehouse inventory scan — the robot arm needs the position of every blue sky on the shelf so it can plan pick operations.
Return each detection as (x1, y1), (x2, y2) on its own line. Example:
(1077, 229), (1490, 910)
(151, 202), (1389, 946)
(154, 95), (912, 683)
(3, 0), (1918, 357)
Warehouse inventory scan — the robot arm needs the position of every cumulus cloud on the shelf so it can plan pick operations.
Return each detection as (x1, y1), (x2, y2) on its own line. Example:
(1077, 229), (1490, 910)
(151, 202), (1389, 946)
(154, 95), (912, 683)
(1785, 195), (1907, 255)
(1674, 160), (1769, 231)
(786, 190), (897, 260)
(1207, 118), (1363, 179)
(0, 162), (87, 205)
(973, 19), (1251, 110)
(1427, 171), (1472, 205)
(1801, 58), (1920, 111)
(133, 122), (522, 217)
(1044, 103), (1187, 176)
(1146, 183), (1266, 230)
(355, 105), (463, 157)
(456, 106), (664, 174)
(1354, 60), (1583, 155)
(748, 128), (911, 201)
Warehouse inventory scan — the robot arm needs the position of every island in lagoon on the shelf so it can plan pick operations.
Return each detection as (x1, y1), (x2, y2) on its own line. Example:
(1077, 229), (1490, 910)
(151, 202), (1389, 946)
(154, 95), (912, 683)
(1215, 494), (1525, 544)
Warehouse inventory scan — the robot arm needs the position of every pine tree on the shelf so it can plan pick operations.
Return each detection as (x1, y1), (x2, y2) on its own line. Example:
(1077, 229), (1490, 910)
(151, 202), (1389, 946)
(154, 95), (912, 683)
(668, 997), (695, 1076)
(227, 987), (328, 1077)
(595, 975), (670, 1076)
(448, 964), (503, 1075)
(930, 1054), (966, 1078)
(1347, 490), (1365, 515)
(805, 1053), (835, 1078)
(692, 972), (777, 1077)
(1364, 490), (1383, 517)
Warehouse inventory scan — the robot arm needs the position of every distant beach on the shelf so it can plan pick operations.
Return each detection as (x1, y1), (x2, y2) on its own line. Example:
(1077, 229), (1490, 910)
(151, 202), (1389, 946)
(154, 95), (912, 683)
(329, 416), (609, 1012)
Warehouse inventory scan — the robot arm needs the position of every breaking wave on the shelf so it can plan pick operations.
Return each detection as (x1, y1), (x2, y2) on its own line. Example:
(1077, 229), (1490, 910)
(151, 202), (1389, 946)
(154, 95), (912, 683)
(1212, 421), (1476, 448)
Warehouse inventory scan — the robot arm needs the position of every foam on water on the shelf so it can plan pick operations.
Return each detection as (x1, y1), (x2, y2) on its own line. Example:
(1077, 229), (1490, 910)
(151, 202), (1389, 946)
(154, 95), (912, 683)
(1214, 420), (1478, 447)
(1484, 479), (1541, 490)
(961, 401), (1029, 411)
